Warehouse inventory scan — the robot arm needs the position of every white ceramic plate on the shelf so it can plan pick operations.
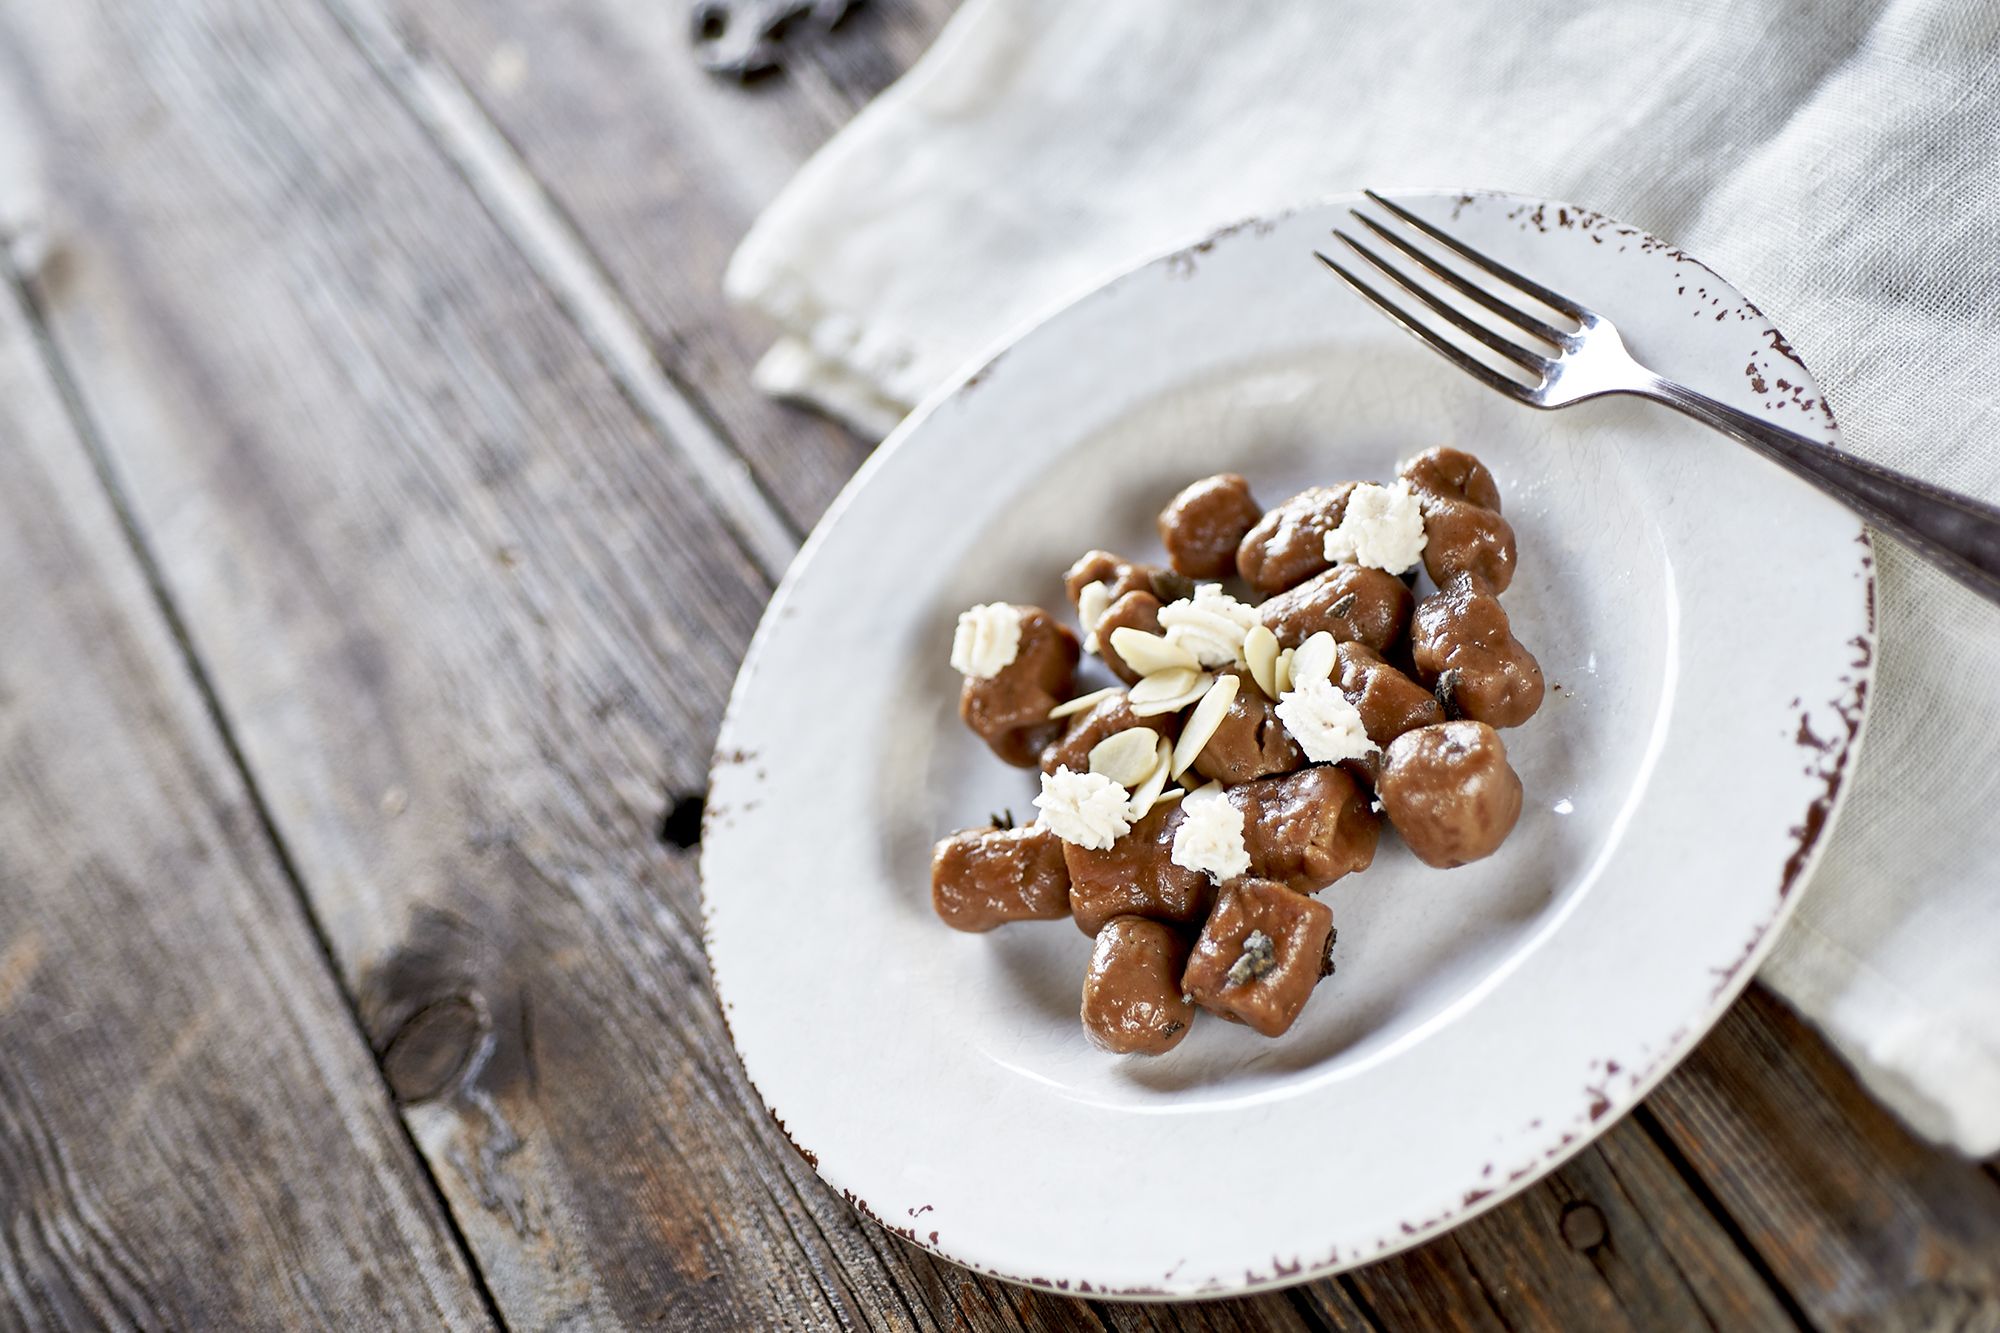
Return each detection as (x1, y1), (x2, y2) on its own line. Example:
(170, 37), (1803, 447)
(703, 190), (1873, 1299)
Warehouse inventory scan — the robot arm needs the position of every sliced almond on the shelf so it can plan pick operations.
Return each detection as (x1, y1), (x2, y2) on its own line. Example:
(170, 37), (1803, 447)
(1152, 786), (1186, 807)
(1290, 631), (1338, 691)
(1170, 673), (1241, 778)
(1134, 683), (1211, 717)
(1129, 666), (1199, 705)
(1078, 580), (1111, 633)
(1128, 668), (1211, 717)
(1125, 737), (1174, 819)
(1047, 685), (1121, 721)
(1244, 624), (1280, 699)
(1078, 580), (1111, 653)
(1108, 627), (1200, 677)
(1088, 727), (1162, 787)
(1274, 647), (1296, 696)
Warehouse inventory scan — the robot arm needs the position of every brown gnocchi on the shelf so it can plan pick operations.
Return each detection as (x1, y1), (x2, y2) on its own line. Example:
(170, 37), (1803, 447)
(934, 450), (1541, 1053)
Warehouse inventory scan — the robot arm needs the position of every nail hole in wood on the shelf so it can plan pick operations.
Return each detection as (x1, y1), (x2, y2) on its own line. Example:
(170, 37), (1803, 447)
(660, 792), (706, 849)
(1560, 1199), (1608, 1252)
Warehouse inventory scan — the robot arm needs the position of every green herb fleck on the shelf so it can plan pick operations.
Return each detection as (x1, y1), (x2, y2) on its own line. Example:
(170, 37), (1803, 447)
(988, 808), (1016, 830)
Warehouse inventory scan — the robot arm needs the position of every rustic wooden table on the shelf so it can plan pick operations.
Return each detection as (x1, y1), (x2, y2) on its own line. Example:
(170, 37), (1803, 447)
(2, 1), (1996, 1329)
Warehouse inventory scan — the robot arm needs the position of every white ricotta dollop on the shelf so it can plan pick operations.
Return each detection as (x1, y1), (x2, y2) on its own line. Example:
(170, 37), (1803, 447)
(1034, 766), (1135, 850)
(1275, 677), (1379, 765)
(1323, 480), (1427, 574)
(1170, 783), (1251, 881)
(1158, 584), (1259, 668)
(950, 602), (1023, 679)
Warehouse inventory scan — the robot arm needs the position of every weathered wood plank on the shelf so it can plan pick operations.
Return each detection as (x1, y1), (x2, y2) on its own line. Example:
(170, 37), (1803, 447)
(364, 6), (2000, 1328)
(1646, 986), (2000, 1332)
(302, 6), (1920, 1328)
(0, 0), (839, 1325)
(0, 3), (1278, 1329)
(4, 5), (1825, 1331)
(335, 0), (965, 536)
(1303, 1115), (1795, 1333)
(12, 0), (1997, 1328)
(0, 8), (1364, 1327)
(0, 270), (491, 1329)
(310, 2), (1980, 1328)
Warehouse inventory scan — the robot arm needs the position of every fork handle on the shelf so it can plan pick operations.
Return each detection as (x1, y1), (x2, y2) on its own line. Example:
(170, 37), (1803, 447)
(1646, 380), (2000, 608)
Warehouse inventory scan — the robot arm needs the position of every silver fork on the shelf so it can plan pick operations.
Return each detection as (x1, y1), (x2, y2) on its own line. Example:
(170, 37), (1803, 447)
(1318, 190), (2000, 607)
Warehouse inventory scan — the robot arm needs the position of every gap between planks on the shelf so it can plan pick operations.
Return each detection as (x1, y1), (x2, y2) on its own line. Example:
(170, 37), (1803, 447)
(0, 249), (512, 1333)
(321, 0), (804, 582)
(1630, 1104), (1815, 1332)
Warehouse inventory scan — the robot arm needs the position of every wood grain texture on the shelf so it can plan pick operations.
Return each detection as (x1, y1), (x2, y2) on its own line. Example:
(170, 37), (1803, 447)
(0, 274), (490, 1329)
(1313, 1116), (1795, 1333)
(340, 0), (963, 536)
(0, 3), (1738, 1327)
(308, 3), (2000, 1329)
(4, 0), (1998, 1328)
(1647, 987), (2000, 1332)
(1436, 1129), (1780, 1331)
(0, 0), (803, 1324)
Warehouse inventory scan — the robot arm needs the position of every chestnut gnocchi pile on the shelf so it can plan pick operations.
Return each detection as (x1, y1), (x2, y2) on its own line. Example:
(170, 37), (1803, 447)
(933, 449), (1543, 1054)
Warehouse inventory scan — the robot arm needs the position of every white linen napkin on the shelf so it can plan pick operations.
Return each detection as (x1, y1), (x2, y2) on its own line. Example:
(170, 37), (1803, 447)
(727, 0), (2000, 1154)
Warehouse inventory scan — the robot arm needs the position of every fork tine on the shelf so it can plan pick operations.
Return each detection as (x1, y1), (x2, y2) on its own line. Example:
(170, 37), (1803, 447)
(1350, 214), (1567, 349)
(1363, 190), (1588, 322)
(1312, 252), (1538, 403)
(1333, 228), (1551, 376)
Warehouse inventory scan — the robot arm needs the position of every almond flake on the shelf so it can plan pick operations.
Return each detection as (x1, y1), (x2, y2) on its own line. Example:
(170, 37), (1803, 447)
(1078, 580), (1112, 654)
(1108, 627), (1199, 676)
(1290, 631), (1338, 690)
(1171, 673), (1241, 778)
(1128, 666), (1211, 716)
(1244, 624), (1280, 699)
(1125, 737), (1174, 819)
(1048, 685), (1122, 721)
(1088, 728), (1162, 787)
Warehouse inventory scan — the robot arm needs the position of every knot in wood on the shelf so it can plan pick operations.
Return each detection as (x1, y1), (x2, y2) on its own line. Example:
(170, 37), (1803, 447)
(691, 0), (855, 78)
(380, 995), (485, 1104)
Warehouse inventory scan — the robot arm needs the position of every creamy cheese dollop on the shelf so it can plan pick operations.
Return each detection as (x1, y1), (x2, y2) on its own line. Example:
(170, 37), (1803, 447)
(1171, 783), (1251, 881)
(1324, 480), (1427, 574)
(1275, 677), (1378, 764)
(1159, 584), (1259, 668)
(1034, 766), (1135, 850)
(950, 602), (1023, 679)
